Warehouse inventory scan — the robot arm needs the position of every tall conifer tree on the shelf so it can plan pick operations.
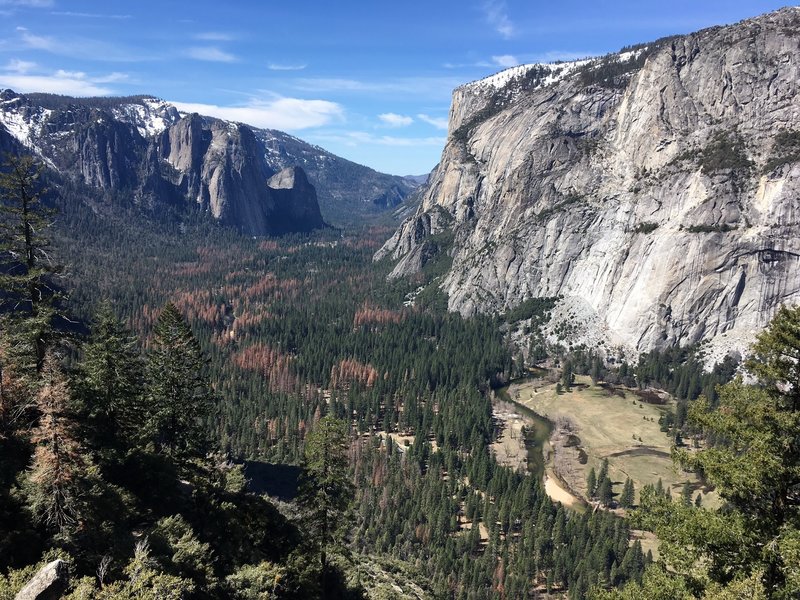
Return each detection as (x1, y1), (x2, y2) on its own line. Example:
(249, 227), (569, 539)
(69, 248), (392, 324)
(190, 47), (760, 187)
(0, 154), (60, 377)
(144, 303), (213, 462)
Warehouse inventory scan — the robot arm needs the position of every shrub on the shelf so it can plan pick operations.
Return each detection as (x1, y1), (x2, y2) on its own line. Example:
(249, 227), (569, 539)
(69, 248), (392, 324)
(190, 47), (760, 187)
(684, 224), (736, 233)
(634, 222), (659, 234)
(699, 133), (752, 174)
(763, 129), (800, 173)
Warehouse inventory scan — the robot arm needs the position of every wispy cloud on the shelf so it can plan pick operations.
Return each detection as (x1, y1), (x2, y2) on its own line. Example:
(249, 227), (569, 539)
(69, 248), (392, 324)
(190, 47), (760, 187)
(92, 72), (129, 83)
(16, 27), (155, 62)
(194, 32), (237, 41)
(378, 113), (413, 127)
(0, 0), (53, 7)
(417, 113), (449, 130)
(18, 28), (55, 51)
(315, 130), (445, 148)
(185, 46), (237, 62)
(0, 69), (117, 96)
(292, 76), (462, 100)
(50, 11), (131, 19)
(171, 96), (344, 131)
(5, 58), (36, 73)
(268, 63), (307, 71)
(482, 0), (514, 39)
(492, 54), (518, 67)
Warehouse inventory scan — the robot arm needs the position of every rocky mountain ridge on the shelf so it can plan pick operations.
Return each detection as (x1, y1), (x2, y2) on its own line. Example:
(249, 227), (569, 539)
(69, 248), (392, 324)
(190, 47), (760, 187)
(0, 91), (419, 233)
(377, 7), (800, 360)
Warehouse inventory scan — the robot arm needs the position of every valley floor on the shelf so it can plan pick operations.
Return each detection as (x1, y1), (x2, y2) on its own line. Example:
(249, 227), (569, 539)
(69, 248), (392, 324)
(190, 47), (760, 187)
(504, 375), (718, 508)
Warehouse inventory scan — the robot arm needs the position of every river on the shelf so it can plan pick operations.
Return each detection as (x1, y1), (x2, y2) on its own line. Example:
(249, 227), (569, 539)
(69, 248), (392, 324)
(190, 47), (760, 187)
(496, 381), (587, 511)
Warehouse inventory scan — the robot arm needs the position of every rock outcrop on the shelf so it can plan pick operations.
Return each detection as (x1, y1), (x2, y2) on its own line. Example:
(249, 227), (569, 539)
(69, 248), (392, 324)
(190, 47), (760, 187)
(15, 559), (68, 600)
(254, 129), (419, 222)
(378, 7), (800, 359)
(266, 166), (324, 233)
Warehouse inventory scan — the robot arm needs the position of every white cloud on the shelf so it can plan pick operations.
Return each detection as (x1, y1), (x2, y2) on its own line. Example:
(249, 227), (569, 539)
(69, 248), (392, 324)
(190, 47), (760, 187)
(50, 11), (131, 19)
(292, 76), (462, 100)
(0, 0), (53, 6)
(93, 72), (129, 83)
(0, 73), (112, 96)
(492, 54), (518, 67)
(54, 69), (87, 79)
(268, 63), (307, 71)
(171, 97), (344, 131)
(316, 131), (446, 148)
(0, 63), (130, 96)
(417, 113), (449, 130)
(482, 0), (514, 39)
(378, 113), (413, 127)
(19, 30), (56, 51)
(15, 28), (151, 62)
(185, 46), (237, 62)
(5, 59), (36, 73)
(194, 32), (236, 41)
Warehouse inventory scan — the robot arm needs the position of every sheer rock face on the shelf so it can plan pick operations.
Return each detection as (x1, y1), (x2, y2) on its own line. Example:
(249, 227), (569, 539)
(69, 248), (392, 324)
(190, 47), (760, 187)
(378, 7), (800, 358)
(266, 166), (325, 233)
(0, 94), (323, 235)
(158, 116), (324, 235)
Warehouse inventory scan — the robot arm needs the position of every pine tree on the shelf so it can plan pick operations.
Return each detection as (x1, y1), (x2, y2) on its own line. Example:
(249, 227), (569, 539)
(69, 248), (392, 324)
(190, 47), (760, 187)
(590, 358), (603, 385)
(297, 416), (354, 597)
(680, 481), (692, 507)
(144, 303), (214, 461)
(587, 467), (597, 499)
(598, 458), (609, 488)
(0, 154), (61, 377)
(561, 360), (574, 390)
(76, 301), (144, 457)
(25, 352), (90, 536)
(620, 478), (635, 509)
(598, 476), (613, 506)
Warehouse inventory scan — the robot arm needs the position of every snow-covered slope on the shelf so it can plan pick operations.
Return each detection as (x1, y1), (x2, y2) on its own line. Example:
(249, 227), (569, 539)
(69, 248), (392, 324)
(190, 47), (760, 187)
(461, 59), (591, 92)
(111, 97), (181, 138)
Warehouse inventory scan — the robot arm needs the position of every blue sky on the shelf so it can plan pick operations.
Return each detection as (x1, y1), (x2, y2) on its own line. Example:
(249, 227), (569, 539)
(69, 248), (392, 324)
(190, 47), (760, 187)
(0, 0), (793, 175)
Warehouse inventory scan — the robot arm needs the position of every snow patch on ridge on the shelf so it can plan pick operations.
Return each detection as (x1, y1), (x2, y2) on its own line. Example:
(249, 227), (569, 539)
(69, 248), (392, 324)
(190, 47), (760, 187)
(112, 98), (180, 138)
(460, 46), (649, 95)
(0, 97), (53, 163)
(461, 59), (592, 93)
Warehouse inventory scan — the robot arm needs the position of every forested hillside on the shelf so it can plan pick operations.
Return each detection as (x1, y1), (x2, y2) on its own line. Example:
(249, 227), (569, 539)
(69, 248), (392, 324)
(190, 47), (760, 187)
(1, 149), (798, 599)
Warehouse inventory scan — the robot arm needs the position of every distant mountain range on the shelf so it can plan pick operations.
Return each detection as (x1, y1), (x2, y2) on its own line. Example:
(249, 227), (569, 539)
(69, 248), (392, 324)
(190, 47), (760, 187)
(0, 90), (422, 234)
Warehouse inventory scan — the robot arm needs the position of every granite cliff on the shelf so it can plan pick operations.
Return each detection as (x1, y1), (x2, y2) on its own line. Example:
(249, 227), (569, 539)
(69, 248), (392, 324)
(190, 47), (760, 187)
(377, 7), (800, 360)
(0, 91), (417, 234)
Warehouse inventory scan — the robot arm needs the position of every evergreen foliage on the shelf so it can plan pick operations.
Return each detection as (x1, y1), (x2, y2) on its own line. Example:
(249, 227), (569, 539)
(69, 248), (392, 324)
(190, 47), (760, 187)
(144, 303), (214, 462)
(602, 306), (800, 599)
(297, 416), (355, 596)
(619, 479), (635, 509)
(74, 301), (144, 458)
(0, 153), (62, 376)
(0, 161), (658, 599)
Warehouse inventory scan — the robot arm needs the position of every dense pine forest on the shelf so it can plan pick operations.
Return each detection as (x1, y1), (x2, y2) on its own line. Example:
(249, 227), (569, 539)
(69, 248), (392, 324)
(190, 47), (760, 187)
(1, 154), (798, 599)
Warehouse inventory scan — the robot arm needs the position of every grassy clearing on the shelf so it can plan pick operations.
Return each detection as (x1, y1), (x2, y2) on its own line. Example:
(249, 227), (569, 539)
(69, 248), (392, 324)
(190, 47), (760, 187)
(509, 375), (717, 507)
